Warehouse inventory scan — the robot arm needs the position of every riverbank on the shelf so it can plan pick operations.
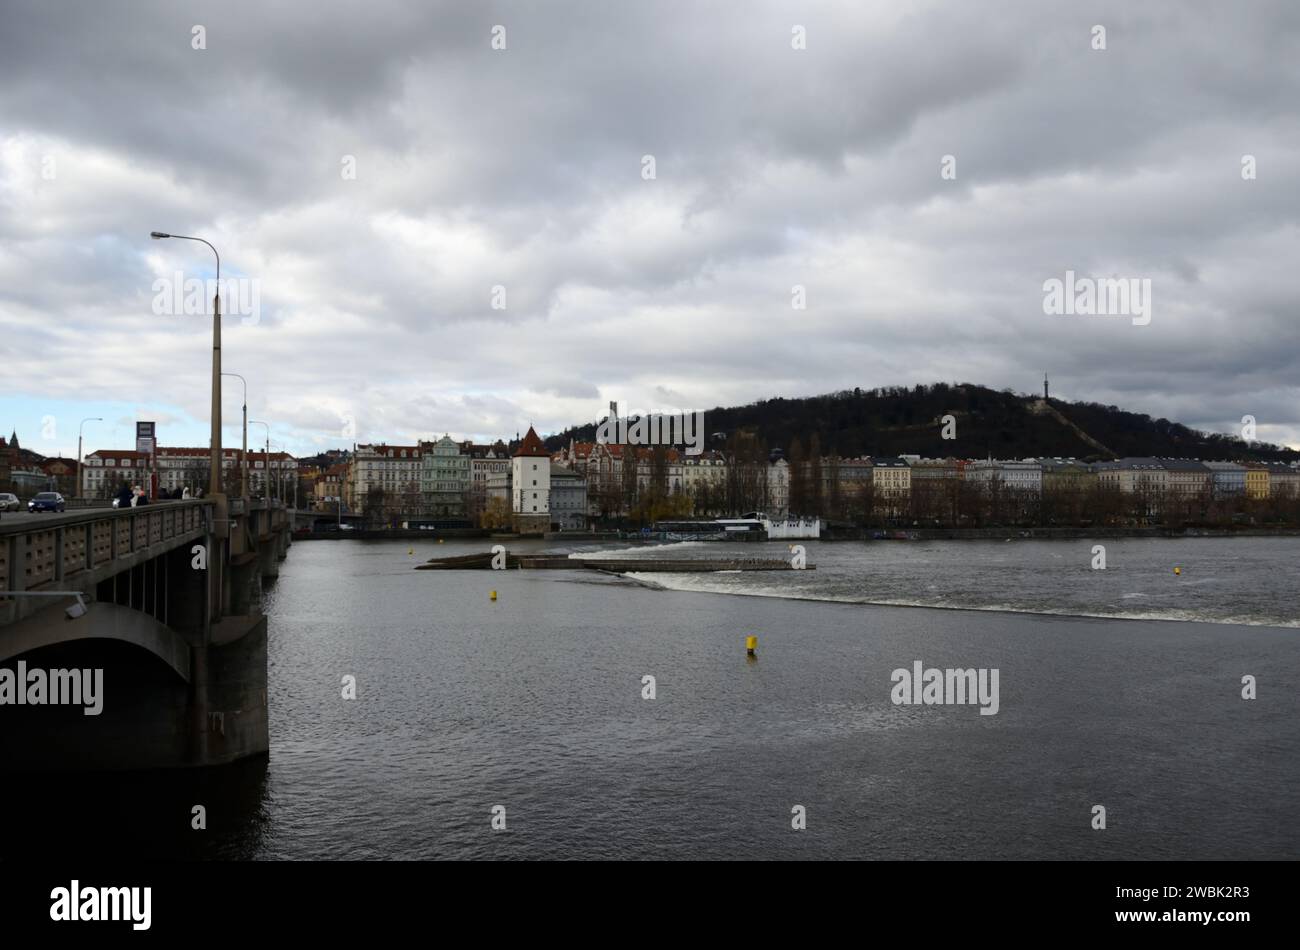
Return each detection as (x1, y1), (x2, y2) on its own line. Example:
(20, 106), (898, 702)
(293, 524), (1300, 543)
(292, 528), (625, 541)
(294, 527), (487, 540)
(824, 524), (1300, 541)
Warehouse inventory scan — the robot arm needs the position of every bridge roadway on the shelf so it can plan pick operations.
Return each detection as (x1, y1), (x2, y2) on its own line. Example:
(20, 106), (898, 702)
(0, 497), (292, 771)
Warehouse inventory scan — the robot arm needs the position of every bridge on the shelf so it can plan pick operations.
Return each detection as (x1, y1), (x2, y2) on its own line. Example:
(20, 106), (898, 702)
(0, 497), (292, 771)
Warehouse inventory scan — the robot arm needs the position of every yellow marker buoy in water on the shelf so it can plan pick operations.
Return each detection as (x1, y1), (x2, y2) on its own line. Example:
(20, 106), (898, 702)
(490, 590), (497, 601)
(1174, 566), (1181, 575)
(408, 547), (413, 555)
(746, 635), (758, 657)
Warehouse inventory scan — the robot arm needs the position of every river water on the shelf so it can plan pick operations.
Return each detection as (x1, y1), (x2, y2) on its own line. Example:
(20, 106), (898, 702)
(8, 537), (1299, 860)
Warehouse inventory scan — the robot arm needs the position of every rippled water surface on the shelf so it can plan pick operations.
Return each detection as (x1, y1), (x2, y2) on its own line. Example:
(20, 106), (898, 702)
(8, 536), (1298, 860)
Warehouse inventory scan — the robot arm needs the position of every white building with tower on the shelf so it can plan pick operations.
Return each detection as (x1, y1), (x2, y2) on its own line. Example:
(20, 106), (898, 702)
(511, 426), (552, 534)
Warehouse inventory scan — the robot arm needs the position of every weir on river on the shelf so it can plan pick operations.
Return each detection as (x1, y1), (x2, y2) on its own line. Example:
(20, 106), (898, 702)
(414, 552), (813, 572)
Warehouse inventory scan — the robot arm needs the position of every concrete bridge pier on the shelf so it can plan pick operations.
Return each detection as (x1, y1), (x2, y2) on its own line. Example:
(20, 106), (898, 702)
(257, 532), (279, 578)
(0, 499), (287, 772)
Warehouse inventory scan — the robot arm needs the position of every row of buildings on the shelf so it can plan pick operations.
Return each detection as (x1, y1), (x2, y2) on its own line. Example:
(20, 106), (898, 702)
(340, 436), (1300, 530)
(15, 418), (1300, 532)
(336, 431), (588, 531)
(853, 456), (1298, 502)
(81, 446), (297, 498)
(342, 436), (511, 519)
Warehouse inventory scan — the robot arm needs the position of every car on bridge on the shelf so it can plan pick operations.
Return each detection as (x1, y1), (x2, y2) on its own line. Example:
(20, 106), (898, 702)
(0, 492), (20, 511)
(27, 491), (67, 513)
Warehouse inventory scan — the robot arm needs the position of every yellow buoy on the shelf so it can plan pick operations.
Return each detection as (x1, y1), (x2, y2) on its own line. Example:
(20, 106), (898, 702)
(490, 590), (497, 601)
(746, 635), (758, 657)
(1174, 566), (1181, 575)
(408, 547), (413, 555)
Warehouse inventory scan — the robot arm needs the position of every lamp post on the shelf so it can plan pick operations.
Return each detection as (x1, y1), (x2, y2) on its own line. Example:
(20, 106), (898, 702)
(250, 420), (270, 501)
(77, 417), (102, 500)
(269, 440), (297, 508)
(269, 439), (282, 503)
(150, 231), (222, 495)
(273, 441), (287, 504)
(271, 440), (285, 507)
(222, 372), (248, 500)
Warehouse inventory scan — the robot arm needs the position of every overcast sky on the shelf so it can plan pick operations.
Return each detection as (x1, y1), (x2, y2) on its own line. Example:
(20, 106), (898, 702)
(2, 0), (1298, 457)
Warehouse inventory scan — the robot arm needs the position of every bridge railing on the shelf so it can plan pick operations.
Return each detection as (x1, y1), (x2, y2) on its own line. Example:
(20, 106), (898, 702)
(1, 499), (293, 622)
(1, 501), (214, 614)
(65, 498), (115, 510)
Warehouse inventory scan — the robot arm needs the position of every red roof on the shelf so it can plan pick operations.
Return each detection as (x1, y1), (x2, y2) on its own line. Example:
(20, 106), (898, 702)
(88, 447), (293, 462)
(514, 426), (549, 457)
(158, 446), (292, 460)
(87, 449), (150, 460)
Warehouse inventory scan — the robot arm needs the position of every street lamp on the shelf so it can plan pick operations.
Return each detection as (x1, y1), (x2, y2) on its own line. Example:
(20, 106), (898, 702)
(222, 372), (248, 500)
(270, 440), (289, 507)
(77, 417), (102, 500)
(250, 420), (270, 500)
(268, 439), (299, 509)
(150, 231), (222, 496)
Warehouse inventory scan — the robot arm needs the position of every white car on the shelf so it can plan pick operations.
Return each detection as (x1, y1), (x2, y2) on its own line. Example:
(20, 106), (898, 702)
(0, 492), (20, 512)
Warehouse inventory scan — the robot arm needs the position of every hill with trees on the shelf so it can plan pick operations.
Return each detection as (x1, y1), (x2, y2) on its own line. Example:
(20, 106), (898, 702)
(546, 382), (1298, 462)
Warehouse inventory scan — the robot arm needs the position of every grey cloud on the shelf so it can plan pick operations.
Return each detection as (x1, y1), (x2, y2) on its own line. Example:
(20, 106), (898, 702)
(2, 0), (1298, 451)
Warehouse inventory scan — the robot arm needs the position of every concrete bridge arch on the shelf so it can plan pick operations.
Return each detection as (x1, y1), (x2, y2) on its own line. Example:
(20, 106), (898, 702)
(0, 600), (191, 682)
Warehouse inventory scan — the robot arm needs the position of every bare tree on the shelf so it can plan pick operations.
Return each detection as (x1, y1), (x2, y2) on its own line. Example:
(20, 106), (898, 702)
(787, 438), (807, 516)
(808, 433), (824, 517)
(621, 448), (640, 516)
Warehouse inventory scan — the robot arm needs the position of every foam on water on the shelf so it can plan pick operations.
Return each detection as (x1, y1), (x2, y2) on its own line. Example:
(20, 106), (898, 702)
(619, 568), (1300, 628)
(567, 540), (706, 559)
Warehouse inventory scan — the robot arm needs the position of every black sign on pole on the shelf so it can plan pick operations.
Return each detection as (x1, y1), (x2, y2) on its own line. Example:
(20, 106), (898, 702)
(136, 422), (156, 496)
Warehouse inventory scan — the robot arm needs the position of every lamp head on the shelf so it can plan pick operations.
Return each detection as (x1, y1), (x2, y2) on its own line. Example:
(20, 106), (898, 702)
(150, 231), (170, 240)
